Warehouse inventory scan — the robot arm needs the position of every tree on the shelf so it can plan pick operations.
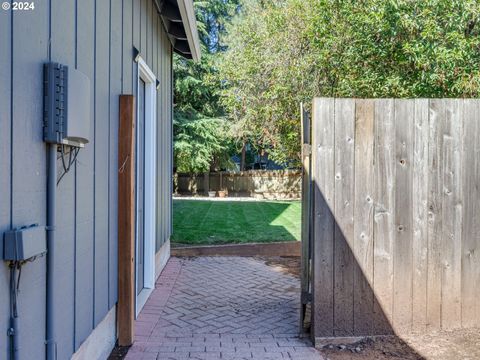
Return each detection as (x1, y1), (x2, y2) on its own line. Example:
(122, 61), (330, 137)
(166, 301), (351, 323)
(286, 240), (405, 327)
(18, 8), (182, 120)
(174, 113), (233, 173)
(219, 0), (480, 164)
(173, 0), (240, 174)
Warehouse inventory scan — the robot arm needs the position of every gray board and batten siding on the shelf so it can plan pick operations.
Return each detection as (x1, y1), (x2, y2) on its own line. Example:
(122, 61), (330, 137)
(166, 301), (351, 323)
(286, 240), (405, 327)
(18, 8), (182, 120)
(0, 1), (173, 359)
(310, 98), (480, 340)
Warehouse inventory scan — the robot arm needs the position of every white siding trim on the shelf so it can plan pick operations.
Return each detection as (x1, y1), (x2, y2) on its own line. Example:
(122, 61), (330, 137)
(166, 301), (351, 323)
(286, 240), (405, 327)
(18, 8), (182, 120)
(71, 307), (116, 360)
(136, 56), (157, 316)
(155, 239), (171, 280)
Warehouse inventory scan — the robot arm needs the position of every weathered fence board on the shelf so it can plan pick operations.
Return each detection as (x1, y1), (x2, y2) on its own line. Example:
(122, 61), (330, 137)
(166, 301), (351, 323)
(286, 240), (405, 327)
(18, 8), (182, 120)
(461, 100), (480, 328)
(333, 99), (355, 336)
(353, 100), (375, 335)
(373, 99), (395, 334)
(393, 100), (414, 333)
(311, 98), (480, 341)
(441, 100), (463, 329)
(412, 99), (429, 332)
(426, 99), (444, 330)
(312, 98), (335, 337)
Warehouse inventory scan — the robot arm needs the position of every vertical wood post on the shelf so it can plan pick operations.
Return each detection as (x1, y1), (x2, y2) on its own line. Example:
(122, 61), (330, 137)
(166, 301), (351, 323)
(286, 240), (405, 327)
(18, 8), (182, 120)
(118, 95), (136, 346)
(300, 103), (312, 331)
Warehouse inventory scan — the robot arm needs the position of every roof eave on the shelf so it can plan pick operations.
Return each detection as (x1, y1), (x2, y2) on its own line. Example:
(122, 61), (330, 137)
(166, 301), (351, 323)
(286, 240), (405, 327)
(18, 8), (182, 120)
(176, 0), (201, 61)
(156, 0), (201, 62)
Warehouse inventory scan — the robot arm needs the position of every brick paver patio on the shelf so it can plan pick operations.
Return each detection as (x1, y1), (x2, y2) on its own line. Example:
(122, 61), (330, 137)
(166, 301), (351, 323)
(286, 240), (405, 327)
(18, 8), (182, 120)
(125, 257), (323, 360)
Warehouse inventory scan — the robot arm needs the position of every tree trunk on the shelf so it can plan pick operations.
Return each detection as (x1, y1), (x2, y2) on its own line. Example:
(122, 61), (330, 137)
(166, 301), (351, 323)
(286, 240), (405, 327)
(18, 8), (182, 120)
(240, 141), (246, 171)
(189, 173), (197, 195)
(173, 172), (178, 195)
(204, 172), (210, 195)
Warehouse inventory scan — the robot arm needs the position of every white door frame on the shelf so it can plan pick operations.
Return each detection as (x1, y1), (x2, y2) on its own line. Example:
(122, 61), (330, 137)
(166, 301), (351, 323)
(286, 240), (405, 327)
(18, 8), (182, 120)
(135, 56), (157, 316)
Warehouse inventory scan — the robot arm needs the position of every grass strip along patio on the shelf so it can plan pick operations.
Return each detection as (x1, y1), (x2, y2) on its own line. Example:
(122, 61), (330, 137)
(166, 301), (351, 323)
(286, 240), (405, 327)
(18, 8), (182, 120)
(172, 199), (301, 246)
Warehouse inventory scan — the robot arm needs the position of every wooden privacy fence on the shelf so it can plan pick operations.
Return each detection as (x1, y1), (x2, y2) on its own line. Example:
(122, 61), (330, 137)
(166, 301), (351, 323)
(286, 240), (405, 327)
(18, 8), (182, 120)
(310, 98), (480, 341)
(175, 170), (301, 199)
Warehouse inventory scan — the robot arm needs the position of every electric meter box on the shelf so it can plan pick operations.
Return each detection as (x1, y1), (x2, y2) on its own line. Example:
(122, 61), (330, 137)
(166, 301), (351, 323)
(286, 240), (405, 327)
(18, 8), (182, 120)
(3, 224), (46, 262)
(43, 62), (90, 147)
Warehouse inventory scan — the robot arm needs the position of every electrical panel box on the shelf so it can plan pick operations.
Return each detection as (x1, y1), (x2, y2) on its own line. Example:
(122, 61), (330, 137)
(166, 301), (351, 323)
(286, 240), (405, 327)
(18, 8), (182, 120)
(3, 224), (47, 262)
(44, 62), (90, 147)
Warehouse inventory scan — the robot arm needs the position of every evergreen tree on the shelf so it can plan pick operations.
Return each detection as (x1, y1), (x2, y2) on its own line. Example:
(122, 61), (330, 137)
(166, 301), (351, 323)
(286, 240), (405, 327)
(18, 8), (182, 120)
(173, 0), (240, 174)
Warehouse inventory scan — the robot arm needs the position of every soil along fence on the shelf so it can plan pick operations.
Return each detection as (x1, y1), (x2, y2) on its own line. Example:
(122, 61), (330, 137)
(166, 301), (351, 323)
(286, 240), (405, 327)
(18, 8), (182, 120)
(175, 170), (301, 199)
(309, 98), (480, 342)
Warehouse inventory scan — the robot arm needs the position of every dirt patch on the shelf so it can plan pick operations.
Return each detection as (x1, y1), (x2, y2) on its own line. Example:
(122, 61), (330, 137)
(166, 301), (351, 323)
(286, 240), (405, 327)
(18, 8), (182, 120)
(171, 242), (190, 248)
(171, 242), (301, 257)
(402, 329), (480, 360)
(257, 256), (301, 278)
(320, 337), (423, 360)
(318, 329), (480, 360)
(108, 345), (129, 360)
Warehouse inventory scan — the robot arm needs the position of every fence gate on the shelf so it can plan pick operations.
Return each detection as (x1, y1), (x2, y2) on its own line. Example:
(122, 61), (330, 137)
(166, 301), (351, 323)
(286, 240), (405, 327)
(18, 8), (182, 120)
(300, 103), (312, 333)
(309, 98), (480, 343)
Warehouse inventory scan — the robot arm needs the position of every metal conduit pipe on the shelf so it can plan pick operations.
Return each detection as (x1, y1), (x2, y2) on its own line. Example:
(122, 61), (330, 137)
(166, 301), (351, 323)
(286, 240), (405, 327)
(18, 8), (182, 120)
(46, 144), (57, 360)
(9, 264), (19, 360)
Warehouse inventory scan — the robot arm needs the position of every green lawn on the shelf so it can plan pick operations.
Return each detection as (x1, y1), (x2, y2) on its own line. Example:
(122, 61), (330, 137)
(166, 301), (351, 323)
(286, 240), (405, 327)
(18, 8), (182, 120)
(172, 199), (301, 245)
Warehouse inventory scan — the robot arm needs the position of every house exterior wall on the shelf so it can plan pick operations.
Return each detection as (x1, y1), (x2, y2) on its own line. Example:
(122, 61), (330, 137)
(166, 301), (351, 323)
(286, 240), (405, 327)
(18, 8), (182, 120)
(0, 0), (173, 359)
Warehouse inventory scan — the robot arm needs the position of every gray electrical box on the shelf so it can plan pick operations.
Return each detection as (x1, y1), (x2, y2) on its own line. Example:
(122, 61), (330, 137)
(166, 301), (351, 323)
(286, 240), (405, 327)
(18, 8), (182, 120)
(3, 224), (47, 262)
(44, 62), (90, 147)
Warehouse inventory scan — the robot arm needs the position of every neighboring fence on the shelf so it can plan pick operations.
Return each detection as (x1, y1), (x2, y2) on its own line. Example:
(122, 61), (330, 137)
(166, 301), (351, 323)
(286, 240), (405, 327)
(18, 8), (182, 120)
(174, 170), (301, 199)
(310, 98), (480, 341)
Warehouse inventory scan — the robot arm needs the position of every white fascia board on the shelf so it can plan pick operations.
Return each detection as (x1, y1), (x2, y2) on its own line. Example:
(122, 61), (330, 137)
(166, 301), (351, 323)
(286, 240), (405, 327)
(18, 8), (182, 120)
(176, 0), (201, 61)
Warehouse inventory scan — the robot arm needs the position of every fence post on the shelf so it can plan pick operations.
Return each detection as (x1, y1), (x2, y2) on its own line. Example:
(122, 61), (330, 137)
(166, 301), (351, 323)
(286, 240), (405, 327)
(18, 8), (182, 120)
(300, 103), (312, 331)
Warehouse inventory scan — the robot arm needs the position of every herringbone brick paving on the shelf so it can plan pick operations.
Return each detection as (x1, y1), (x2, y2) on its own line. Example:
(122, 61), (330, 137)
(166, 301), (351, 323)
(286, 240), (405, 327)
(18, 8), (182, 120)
(125, 257), (323, 360)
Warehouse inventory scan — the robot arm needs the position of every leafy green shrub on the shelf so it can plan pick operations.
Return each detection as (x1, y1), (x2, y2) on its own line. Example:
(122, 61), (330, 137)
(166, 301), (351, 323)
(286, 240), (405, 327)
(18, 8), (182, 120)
(219, 0), (480, 164)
